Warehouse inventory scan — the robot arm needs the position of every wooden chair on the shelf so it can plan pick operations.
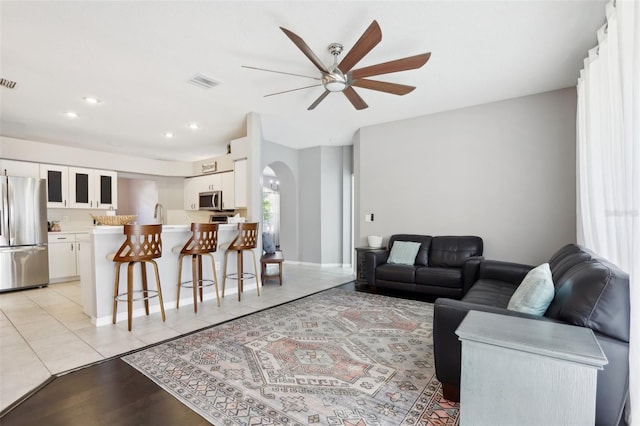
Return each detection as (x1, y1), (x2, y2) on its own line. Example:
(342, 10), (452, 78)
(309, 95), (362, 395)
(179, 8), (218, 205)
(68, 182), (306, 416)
(175, 223), (220, 313)
(111, 224), (165, 331)
(222, 222), (260, 301)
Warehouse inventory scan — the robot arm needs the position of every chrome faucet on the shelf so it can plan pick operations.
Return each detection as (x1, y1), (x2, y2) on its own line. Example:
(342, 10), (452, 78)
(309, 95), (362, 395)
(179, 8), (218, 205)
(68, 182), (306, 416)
(153, 203), (165, 225)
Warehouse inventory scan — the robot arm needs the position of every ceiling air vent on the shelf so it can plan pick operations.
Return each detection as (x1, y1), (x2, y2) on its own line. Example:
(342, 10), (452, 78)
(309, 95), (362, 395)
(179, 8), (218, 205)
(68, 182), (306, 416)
(0, 78), (17, 89)
(188, 73), (220, 89)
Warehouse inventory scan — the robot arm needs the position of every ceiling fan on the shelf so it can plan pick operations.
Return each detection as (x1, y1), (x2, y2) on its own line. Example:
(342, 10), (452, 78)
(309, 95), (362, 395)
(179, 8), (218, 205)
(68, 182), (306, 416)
(243, 20), (431, 111)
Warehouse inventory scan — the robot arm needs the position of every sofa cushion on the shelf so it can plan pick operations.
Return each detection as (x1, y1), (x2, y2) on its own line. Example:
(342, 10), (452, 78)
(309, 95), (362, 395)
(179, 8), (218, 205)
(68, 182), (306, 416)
(388, 241), (421, 265)
(388, 235), (432, 266)
(416, 267), (462, 288)
(545, 258), (630, 342)
(429, 236), (483, 268)
(462, 279), (518, 308)
(548, 243), (582, 269)
(550, 251), (592, 284)
(376, 263), (416, 283)
(507, 263), (554, 316)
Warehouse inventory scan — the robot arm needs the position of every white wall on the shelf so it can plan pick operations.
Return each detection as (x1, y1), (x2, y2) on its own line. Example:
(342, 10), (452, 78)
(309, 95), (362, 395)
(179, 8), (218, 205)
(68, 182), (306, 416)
(356, 88), (577, 265)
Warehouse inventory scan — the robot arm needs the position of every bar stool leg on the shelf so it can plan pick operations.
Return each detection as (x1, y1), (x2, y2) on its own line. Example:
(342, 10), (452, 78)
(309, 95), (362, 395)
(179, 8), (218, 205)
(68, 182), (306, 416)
(150, 260), (166, 322)
(222, 250), (230, 297)
(237, 250), (243, 301)
(204, 253), (220, 307)
(197, 255), (204, 302)
(191, 254), (199, 313)
(140, 262), (150, 315)
(113, 263), (123, 325)
(127, 262), (135, 331)
(176, 254), (184, 309)
(249, 250), (260, 296)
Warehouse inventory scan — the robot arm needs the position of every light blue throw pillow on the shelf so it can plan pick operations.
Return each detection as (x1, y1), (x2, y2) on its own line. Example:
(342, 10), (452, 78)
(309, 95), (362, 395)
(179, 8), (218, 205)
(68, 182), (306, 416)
(388, 241), (421, 266)
(507, 263), (555, 316)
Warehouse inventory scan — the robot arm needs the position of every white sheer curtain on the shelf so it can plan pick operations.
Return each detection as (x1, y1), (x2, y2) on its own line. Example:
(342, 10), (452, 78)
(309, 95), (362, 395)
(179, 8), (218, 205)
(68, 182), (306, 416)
(576, 1), (639, 424)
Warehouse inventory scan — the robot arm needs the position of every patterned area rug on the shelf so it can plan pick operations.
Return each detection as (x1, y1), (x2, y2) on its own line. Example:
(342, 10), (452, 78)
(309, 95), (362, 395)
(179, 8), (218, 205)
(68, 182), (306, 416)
(123, 288), (460, 425)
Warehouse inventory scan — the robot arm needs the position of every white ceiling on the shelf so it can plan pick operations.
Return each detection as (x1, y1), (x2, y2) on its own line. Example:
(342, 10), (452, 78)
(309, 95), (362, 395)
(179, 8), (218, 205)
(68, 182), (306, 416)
(0, 1), (605, 162)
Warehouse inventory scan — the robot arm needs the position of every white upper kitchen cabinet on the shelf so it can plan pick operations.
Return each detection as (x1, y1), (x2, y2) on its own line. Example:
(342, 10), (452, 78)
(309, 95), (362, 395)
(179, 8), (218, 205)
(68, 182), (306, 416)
(0, 159), (40, 178)
(221, 171), (234, 210)
(40, 164), (117, 209)
(69, 167), (118, 209)
(183, 176), (202, 210)
(40, 164), (69, 208)
(201, 173), (222, 192)
(233, 159), (247, 208)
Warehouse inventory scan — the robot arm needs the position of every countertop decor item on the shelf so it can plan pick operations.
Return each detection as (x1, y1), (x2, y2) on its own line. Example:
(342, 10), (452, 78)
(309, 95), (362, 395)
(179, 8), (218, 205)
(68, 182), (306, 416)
(91, 214), (137, 226)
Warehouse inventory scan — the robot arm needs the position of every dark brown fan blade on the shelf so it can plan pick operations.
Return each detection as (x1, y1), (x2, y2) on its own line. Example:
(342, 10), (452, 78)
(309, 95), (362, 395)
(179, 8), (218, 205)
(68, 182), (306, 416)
(351, 53), (431, 79)
(351, 79), (416, 95)
(343, 86), (368, 110)
(338, 20), (382, 73)
(308, 90), (330, 110)
(280, 27), (329, 74)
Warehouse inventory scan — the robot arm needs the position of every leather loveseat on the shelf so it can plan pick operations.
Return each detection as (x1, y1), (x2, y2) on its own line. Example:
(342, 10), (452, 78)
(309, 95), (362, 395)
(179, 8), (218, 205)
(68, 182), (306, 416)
(364, 235), (483, 298)
(433, 244), (630, 426)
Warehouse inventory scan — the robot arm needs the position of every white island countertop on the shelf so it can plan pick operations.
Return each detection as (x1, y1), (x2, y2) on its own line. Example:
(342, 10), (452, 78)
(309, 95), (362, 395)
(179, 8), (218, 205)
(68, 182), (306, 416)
(90, 223), (240, 234)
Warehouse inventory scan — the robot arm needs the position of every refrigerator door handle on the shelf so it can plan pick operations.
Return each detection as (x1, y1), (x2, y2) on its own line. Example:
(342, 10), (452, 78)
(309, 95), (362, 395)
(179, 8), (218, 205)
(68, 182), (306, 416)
(0, 245), (47, 253)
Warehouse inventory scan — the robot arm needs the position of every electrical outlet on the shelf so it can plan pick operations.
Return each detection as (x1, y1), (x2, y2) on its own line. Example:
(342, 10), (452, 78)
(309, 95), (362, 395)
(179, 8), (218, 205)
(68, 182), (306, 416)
(365, 213), (375, 222)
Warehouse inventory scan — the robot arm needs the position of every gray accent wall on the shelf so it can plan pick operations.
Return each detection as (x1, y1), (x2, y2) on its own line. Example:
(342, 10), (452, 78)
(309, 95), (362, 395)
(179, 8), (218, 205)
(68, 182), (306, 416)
(299, 147), (323, 263)
(355, 88), (577, 265)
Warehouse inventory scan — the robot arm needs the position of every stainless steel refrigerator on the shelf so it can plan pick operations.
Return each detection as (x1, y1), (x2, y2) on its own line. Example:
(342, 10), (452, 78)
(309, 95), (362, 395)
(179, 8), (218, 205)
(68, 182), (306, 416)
(0, 176), (49, 291)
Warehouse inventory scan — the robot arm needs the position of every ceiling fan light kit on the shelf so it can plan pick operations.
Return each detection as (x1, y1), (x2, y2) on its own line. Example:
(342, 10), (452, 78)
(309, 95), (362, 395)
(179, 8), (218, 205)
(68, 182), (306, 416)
(244, 20), (431, 110)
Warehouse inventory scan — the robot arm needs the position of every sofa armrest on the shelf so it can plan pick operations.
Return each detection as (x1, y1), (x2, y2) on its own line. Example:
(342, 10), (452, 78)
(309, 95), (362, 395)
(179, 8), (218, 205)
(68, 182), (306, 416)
(461, 256), (483, 295)
(477, 259), (533, 284)
(433, 298), (553, 389)
(364, 250), (389, 286)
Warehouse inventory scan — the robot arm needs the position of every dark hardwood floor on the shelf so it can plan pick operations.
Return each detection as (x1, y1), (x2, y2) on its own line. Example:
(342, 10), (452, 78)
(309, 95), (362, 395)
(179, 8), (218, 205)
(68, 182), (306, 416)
(0, 359), (210, 426)
(0, 283), (435, 425)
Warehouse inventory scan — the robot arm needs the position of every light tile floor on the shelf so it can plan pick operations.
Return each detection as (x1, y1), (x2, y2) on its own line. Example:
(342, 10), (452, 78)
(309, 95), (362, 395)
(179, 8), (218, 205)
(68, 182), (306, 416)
(0, 263), (354, 411)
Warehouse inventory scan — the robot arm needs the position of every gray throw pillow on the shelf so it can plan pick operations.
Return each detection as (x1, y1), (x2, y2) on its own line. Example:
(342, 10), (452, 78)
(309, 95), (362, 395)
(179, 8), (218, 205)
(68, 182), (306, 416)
(262, 233), (276, 254)
(387, 241), (421, 265)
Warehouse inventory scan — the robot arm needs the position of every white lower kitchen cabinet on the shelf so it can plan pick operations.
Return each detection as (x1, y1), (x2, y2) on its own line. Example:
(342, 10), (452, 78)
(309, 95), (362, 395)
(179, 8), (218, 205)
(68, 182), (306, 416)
(48, 233), (86, 283)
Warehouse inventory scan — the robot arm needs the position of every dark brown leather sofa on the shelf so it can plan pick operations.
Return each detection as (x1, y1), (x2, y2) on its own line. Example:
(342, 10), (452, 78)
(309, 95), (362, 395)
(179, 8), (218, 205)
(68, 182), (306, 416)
(433, 244), (630, 426)
(364, 235), (483, 298)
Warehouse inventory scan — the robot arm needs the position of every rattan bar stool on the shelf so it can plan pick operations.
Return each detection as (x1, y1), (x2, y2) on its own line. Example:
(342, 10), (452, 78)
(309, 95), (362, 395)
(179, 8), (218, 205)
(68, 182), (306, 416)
(222, 222), (260, 302)
(111, 224), (165, 331)
(175, 223), (220, 313)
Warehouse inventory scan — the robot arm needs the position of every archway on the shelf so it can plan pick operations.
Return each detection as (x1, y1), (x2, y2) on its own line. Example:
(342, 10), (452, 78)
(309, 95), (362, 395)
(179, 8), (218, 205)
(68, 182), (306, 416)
(262, 162), (297, 259)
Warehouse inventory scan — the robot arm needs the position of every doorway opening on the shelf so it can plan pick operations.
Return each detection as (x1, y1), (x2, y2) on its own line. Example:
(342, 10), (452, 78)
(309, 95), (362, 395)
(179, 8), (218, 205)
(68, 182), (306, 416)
(262, 166), (280, 249)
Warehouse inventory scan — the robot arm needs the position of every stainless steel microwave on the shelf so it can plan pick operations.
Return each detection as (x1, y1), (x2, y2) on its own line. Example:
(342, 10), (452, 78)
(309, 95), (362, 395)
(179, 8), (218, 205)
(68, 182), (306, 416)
(199, 191), (222, 211)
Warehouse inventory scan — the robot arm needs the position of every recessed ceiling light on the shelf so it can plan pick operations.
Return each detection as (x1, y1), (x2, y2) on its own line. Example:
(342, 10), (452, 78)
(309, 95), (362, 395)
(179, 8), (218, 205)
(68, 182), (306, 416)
(64, 111), (78, 118)
(164, 132), (174, 138)
(188, 123), (200, 130)
(82, 96), (101, 105)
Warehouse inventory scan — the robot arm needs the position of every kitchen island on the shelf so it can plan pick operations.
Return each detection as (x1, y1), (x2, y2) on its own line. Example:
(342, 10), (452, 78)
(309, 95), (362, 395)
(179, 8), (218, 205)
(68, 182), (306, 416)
(80, 224), (256, 326)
